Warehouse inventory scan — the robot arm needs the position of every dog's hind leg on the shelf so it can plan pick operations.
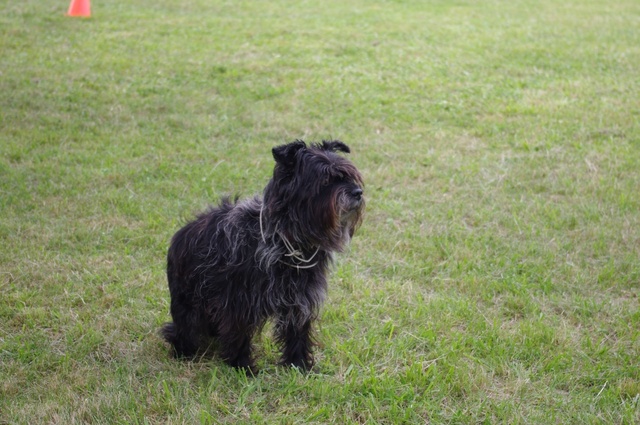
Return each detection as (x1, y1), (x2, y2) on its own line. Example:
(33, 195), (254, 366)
(161, 297), (201, 358)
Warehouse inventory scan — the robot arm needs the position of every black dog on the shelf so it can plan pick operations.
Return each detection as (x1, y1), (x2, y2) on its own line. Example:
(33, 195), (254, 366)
(161, 140), (364, 373)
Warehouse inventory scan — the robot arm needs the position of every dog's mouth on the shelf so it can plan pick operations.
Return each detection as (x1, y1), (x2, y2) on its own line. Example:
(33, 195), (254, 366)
(348, 199), (363, 213)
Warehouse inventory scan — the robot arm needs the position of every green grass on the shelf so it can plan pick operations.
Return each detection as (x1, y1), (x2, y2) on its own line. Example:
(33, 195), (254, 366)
(2, 0), (639, 423)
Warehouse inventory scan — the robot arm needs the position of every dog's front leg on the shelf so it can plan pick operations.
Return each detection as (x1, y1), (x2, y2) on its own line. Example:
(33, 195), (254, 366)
(218, 326), (257, 375)
(275, 311), (315, 371)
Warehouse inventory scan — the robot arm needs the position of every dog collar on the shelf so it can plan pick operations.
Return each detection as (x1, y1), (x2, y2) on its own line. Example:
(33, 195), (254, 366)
(259, 203), (320, 270)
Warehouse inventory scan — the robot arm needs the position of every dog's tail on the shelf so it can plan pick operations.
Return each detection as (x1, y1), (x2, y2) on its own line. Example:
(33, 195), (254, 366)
(160, 322), (198, 358)
(160, 322), (178, 344)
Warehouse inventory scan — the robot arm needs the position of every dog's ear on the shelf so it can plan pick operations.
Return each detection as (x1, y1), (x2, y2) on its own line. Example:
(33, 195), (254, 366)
(272, 140), (306, 167)
(321, 140), (350, 154)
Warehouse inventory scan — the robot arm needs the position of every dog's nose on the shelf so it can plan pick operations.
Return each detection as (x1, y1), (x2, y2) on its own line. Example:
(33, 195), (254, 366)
(351, 188), (363, 199)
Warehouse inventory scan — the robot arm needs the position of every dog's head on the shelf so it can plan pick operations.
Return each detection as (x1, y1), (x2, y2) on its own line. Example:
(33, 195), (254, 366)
(264, 140), (365, 251)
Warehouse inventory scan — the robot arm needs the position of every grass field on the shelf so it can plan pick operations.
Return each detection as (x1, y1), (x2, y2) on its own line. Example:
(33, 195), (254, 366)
(1, 0), (639, 423)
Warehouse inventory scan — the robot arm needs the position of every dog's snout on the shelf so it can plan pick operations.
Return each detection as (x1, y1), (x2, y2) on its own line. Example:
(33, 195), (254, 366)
(351, 188), (363, 199)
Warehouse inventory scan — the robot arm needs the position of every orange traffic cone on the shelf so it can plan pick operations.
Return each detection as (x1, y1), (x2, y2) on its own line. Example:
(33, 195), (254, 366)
(67, 0), (90, 17)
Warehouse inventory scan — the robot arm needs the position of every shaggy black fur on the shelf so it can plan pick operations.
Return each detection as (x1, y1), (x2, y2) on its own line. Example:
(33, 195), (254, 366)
(161, 140), (364, 373)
